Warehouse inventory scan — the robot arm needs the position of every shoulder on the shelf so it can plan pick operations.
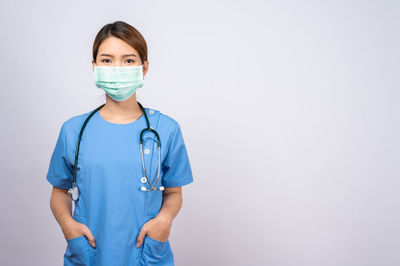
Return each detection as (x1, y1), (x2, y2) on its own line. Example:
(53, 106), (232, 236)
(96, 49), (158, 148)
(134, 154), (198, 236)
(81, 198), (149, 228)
(60, 110), (92, 135)
(145, 107), (182, 140)
(148, 107), (180, 131)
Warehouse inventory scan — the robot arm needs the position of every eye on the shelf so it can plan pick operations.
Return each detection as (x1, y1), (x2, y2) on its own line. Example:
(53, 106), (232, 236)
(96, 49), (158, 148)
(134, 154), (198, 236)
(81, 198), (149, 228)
(101, 59), (111, 63)
(125, 59), (135, 64)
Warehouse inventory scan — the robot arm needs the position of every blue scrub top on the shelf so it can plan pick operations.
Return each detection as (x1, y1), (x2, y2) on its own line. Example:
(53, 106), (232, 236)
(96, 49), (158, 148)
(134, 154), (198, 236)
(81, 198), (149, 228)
(46, 107), (194, 266)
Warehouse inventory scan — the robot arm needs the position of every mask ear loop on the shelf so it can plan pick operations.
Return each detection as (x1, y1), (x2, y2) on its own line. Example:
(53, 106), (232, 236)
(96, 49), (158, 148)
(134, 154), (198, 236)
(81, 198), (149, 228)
(142, 62), (145, 80)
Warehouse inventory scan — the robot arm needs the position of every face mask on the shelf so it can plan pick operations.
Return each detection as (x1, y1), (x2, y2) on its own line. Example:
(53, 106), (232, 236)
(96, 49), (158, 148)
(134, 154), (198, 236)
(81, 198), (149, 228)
(93, 64), (144, 101)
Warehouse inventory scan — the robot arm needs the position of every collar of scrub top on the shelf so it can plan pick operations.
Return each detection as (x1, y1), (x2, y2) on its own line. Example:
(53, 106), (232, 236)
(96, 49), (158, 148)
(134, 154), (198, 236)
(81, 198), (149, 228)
(67, 101), (164, 202)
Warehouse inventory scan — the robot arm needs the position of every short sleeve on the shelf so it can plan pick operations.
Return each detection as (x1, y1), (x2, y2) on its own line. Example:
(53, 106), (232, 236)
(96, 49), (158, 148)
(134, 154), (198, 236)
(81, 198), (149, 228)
(161, 123), (194, 187)
(46, 123), (73, 190)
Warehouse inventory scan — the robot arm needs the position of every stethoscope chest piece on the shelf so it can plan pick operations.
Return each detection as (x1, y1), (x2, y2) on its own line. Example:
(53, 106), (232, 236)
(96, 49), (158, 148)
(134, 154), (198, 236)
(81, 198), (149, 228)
(68, 183), (80, 201)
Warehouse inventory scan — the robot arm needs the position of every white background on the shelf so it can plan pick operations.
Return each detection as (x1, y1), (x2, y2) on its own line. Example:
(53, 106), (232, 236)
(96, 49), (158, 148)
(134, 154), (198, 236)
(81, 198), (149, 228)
(0, 0), (399, 265)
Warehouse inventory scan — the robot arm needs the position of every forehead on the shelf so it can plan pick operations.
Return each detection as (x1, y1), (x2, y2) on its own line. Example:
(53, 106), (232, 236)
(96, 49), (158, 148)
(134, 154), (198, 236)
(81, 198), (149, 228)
(98, 36), (138, 55)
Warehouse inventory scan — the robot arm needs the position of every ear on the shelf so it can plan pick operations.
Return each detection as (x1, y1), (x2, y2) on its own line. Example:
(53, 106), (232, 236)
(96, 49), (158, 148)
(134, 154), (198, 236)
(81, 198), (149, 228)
(143, 60), (149, 78)
(92, 60), (95, 71)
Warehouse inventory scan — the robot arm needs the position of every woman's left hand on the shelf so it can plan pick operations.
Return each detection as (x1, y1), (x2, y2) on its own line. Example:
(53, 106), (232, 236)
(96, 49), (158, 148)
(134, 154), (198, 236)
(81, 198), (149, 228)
(136, 216), (172, 247)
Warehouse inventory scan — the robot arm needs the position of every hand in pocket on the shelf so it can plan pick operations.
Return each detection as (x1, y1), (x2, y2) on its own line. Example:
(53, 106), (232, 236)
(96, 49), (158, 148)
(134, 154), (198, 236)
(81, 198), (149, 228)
(63, 219), (96, 248)
(136, 216), (172, 247)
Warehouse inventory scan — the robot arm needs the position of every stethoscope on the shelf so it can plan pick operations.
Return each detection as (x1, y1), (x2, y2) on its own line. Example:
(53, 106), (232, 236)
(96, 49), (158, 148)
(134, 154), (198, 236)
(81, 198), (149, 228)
(67, 101), (164, 201)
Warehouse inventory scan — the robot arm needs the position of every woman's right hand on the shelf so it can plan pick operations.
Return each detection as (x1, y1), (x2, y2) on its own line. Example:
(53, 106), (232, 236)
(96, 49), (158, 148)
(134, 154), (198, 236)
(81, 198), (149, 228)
(63, 219), (96, 248)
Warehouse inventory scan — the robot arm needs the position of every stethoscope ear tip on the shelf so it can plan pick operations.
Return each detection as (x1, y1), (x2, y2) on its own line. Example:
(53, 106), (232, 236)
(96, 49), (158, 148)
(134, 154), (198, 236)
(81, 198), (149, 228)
(141, 185), (165, 192)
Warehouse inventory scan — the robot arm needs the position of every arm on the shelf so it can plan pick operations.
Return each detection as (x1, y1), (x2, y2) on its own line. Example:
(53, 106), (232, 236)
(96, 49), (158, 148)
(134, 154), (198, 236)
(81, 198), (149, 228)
(49, 186), (96, 248)
(136, 186), (183, 247)
(49, 187), (74, 235)
(158, 186), (183, 222)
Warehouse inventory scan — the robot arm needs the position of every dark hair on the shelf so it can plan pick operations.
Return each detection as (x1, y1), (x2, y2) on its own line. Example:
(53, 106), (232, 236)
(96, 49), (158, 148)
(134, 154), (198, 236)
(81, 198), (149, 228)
(92, 21), (148, 64)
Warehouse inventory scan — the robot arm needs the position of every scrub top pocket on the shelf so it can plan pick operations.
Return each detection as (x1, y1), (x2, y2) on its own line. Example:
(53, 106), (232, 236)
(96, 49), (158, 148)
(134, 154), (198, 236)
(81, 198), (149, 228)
(140, 235), (174, 266)
(64, 235), (97, 266)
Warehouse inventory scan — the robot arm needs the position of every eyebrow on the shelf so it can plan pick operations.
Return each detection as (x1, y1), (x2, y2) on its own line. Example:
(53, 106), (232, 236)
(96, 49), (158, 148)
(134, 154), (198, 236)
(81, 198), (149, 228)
(99, 53), (137, 58)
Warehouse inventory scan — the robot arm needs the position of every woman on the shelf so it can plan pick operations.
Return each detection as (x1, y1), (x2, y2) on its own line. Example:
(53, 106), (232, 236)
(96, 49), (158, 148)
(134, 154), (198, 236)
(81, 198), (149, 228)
(46, 21), (194, 266)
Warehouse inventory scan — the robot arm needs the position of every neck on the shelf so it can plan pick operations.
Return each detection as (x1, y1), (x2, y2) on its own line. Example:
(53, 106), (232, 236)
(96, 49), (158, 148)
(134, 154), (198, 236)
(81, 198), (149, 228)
(100, 93), (143, 123)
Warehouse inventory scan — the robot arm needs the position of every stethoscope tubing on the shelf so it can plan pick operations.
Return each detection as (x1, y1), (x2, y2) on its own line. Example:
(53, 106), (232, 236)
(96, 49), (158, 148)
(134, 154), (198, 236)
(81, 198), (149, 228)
(69, 101), (163, 201)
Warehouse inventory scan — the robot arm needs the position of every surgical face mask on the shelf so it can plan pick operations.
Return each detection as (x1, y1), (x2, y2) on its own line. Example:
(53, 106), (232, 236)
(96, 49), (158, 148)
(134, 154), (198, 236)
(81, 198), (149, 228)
(93, 64), (144, 101)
